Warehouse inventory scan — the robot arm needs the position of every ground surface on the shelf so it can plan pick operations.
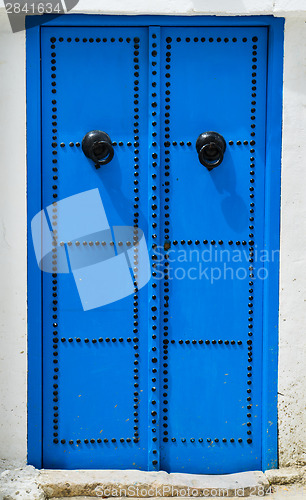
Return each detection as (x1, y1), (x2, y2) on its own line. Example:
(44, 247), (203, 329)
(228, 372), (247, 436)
(51, 487), (306, 499)
(0, 466), (305, 499)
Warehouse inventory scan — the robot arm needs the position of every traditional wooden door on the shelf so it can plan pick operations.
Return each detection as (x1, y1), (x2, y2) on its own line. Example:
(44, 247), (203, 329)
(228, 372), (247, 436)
(27, 16), (283, 473)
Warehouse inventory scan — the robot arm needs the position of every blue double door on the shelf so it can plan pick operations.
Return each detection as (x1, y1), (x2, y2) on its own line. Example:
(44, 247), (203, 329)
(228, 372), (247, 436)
(40, 24), (268, 472)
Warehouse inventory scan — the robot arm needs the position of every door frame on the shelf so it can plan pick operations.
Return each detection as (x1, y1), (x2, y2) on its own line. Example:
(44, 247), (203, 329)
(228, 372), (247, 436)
(26, 14), (284, 470)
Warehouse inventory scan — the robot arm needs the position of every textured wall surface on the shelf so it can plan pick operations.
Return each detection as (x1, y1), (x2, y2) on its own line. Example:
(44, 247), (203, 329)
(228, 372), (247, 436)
(0, 10), (27, 466)
(0, 1), (305, 469)
(278, 16), (306, 467)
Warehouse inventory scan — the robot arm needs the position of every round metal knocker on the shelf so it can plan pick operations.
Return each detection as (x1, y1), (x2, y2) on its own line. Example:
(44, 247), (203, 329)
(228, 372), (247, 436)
(196, 131), (226, 171)
(82, 130), (114, 168)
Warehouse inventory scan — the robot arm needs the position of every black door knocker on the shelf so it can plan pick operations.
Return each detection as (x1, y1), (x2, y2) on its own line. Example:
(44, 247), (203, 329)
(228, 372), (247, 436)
(196, 131), (226, 171)
(82, 130), (114, 168)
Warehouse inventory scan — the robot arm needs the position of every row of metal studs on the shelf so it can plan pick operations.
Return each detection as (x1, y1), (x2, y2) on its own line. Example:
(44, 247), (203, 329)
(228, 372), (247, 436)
(57, 37), (137, 43)
(53, 36), (251, 44)
(59, 436), (247, 445)
(174, 36), (249, 43)
(133, 36), (141, 442)
(50, 36), (60, 445)
(58, 141), (138, 147)
(245, 35), (259, 446)
(59, 437), (139, 444)
(148, 27), (161, 470)
(58, 139), (252, 148)
(164, 140), (252, 146)
(162, 35), (172, 446)
(172, 240), (253, 245)
(59, 239), (253, 246)
(168, 339), (243, 345)
(60, 337), (137, 343)
(61, 240), (129, 246)
(170, 438), (245, 443)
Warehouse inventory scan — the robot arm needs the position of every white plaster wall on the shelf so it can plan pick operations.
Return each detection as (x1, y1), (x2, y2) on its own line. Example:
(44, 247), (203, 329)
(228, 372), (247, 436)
(0, 10), (27, 467)
(0, 0), (305, 469)
(278, 17), (306, 467)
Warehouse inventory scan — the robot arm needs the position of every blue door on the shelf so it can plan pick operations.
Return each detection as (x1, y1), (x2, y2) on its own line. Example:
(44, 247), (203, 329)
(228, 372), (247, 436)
(29, 20), (280, 472)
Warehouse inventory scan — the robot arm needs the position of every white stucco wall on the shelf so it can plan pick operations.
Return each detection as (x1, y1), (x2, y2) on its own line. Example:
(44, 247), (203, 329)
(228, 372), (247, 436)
(0, 0), (305, 470)
(277, 16), (306, 467)
(0, 9), (27, 467)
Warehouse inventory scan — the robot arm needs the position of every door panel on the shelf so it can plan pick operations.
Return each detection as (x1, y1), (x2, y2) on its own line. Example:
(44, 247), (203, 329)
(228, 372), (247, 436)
(41, 27), (150, 469)
(161, 27), (267, 242)
(159, 27), (267, 473)
(38, 23), (268, 472)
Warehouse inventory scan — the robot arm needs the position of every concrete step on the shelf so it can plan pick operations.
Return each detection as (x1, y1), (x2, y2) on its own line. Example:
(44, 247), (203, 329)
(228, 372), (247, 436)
(40, 469), (269, 498)
(51, 488), (306, 500)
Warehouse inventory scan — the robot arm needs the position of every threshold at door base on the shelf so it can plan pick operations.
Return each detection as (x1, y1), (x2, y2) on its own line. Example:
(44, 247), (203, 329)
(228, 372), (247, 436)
(39, 469), (268, 498)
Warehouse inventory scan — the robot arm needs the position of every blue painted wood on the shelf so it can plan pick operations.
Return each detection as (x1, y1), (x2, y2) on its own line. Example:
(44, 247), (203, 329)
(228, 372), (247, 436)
(159, 26), (267, 474)
(262, 17), (284, 471)
(28, 14), (282, 28)
(147, 26), (161, 472)
(40, 26), (149, 469)
(26, 21), (43, 468)
(27, 15), (283, 472)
